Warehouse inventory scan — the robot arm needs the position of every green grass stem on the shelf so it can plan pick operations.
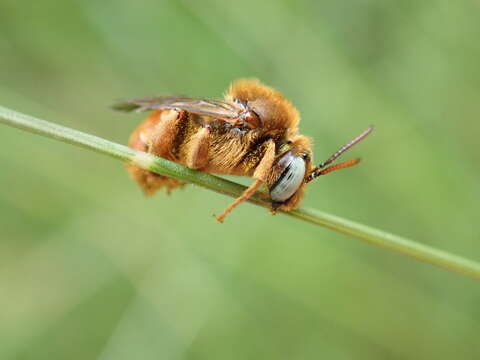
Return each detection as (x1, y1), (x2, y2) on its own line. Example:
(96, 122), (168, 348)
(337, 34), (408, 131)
(1, 105), (479, 280)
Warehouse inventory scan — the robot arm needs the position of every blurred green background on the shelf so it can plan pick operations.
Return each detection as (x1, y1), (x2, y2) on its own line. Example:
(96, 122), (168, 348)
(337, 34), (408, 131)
(1, 0), (480, 359)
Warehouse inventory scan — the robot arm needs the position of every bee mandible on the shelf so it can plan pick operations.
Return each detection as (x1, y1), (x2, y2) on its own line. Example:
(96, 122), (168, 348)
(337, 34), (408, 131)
(114, 79), (373, 222)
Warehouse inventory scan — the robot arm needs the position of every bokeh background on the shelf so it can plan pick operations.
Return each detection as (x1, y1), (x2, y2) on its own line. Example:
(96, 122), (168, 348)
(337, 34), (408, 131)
(1, 1), (480, 359)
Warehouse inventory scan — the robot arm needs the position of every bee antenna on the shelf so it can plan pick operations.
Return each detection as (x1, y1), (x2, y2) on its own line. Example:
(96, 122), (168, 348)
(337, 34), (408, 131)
(306, 126), (373, 182)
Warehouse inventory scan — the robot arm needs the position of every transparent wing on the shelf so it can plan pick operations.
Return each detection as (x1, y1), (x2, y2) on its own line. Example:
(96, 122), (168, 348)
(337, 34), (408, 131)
(113, 96), (245, 121)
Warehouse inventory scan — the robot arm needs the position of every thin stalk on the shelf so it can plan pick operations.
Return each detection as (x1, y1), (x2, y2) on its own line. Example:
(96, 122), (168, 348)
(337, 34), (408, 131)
(1, 105), (479, 280)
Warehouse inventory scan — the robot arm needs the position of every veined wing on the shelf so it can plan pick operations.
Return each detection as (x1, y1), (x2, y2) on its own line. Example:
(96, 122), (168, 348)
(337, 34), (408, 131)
(113, 96), (261, 128)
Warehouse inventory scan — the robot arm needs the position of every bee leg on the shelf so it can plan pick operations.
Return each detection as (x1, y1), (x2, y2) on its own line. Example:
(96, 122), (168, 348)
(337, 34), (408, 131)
(216, 140), (276, 222)
(185, 125), (211, 170)
(215, 179), (263, 223)
(127, 110), (185, 195)
(148, 110), (187, 159)
(252, 140), (276, 181)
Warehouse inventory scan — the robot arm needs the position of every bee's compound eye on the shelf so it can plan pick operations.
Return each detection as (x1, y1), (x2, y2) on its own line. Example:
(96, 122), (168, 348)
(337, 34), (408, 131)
(270, 153), (306, 202)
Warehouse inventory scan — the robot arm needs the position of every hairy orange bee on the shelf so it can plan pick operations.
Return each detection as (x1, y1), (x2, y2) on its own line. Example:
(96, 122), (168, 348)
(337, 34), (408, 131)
(114, 79), (372, 222)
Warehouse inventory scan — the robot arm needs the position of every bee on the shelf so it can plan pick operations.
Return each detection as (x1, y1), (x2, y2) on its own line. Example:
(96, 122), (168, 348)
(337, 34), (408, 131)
(114, 79), (372, 222)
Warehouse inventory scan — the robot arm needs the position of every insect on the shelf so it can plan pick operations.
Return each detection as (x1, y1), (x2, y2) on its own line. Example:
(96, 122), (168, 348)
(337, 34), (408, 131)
(114, 79), (372, 222)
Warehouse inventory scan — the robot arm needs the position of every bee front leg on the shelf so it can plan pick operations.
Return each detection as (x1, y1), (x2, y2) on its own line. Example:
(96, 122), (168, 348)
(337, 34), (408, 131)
(216, 140), (275, 222)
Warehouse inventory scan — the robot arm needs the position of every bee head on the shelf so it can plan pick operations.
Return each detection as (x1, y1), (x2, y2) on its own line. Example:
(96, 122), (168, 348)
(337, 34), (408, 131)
(269, 151), (307, 203)
(267, 136), (313, 210)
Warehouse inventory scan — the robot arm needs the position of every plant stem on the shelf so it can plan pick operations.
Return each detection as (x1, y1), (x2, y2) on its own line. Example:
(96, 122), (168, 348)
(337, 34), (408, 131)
(1, 105), (479, 281)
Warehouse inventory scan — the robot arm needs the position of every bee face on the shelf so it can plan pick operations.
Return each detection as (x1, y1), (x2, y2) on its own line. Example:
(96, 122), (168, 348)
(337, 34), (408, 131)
(269, 151), (307, 203)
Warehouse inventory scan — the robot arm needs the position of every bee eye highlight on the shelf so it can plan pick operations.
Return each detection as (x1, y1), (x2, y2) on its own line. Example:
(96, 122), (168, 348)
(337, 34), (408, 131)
(270, 152), (306, 202)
